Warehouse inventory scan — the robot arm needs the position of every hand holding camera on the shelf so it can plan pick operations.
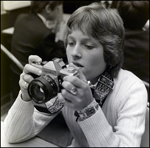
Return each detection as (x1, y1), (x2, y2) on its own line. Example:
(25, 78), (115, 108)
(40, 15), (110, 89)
(20, 55), (94, 112)
(27, 57), (79, 104)
(19, 55), (42, 101)
(60, 63), (95, 111)
(20, 55), (79, 102)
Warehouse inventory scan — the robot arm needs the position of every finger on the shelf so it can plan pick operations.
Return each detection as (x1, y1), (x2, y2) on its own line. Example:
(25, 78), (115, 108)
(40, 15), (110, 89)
(61, 89), (75, 102)
(61, 89), (79, 109)
(28, 55), (42, 64)
(22, 74), (34, 83)
(62, 81), (77, 95)
(61, 90), (74, 108)
(57, 93), (65, 104)
(63, 76), (88, 88)
(68, 63), (87, 82)
(23, 64), (42, 75)
(19, 79), (29, 90)
(68, 63), (80, 71)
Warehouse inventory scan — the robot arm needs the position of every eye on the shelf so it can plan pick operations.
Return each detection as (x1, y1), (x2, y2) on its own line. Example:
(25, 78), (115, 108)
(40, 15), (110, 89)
(67, 39), (75, 47)
(84, 45), (94, 50)
(68, 42), (74, 46)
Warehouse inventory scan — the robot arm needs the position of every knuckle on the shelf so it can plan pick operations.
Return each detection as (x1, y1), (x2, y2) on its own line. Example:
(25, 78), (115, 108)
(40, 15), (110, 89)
(83, 83), (89, 89)
(61, 81), (66, 87)
(20, 73), (25, 81)
(19, 80), (23, 87)
(20, 73), (24, 78)
(28, 55), (33, 61)
(61, 89), (66, 95)
(62, 80), (71, 88)
(80, 91), (84, 97)
(24, 64), (29, 70)
(61, 89), (68, 97)
(70, 76), (77, 83)
(19, 80), (21, 86)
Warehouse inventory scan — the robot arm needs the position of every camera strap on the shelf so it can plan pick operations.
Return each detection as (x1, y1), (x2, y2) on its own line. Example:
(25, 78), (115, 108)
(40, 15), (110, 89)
(33, 97), (64, 115)
(91, 70), (114, 107)
(33, 102), (50, 114)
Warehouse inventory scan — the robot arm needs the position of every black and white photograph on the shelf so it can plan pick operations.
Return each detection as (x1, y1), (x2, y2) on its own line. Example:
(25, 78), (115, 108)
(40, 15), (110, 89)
(1, 1), (149, 147)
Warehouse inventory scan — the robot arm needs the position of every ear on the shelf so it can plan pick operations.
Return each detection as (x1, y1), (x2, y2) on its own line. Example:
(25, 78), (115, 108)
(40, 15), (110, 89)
(45, 4), (51, 13)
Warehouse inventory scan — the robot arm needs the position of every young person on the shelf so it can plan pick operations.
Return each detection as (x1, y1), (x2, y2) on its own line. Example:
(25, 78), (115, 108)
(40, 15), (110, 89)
(4, 3), (147, 147)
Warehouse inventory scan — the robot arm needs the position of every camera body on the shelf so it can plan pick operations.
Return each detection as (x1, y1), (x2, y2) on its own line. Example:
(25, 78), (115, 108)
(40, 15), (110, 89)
(28, 58), (79, 104)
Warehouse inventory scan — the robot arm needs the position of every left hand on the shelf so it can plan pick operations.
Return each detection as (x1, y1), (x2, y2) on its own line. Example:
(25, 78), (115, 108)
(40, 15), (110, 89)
(58, 63), (95, 111)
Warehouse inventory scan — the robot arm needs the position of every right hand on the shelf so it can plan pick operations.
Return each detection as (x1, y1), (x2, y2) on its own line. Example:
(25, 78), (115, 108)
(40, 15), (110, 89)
(19, 55), (42, 101)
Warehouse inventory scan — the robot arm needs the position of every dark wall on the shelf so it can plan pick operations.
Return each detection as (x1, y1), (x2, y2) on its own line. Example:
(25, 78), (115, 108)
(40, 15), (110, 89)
(1, 6), (31, 114)
(1, 6), (31, 31)
(63, 1), (100, 14)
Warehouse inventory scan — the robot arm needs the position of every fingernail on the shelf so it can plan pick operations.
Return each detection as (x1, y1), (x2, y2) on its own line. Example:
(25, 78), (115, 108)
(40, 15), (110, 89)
(63, 76), (67, 80)
(38, 70), (42, 75)
(70, 87), (77, 95)
(69, 63), (74, 66)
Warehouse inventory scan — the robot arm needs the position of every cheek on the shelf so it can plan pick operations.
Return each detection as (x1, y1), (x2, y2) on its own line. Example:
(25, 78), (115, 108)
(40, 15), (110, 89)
(90, 58), (106, 71)
(89, 50), (105, 65)
(93, 55), (105, 66)
(66, 48), (71, 62)
(87, 54), (106, 76)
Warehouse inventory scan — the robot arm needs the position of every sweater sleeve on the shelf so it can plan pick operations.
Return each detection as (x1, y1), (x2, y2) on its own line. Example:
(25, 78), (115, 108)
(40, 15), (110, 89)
(3, 91), (58, 143)
(78, 80), (147, 147)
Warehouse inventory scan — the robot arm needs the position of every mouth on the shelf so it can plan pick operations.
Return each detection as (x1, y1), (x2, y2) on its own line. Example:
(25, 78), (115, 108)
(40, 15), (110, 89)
(72, 62), (84, 68)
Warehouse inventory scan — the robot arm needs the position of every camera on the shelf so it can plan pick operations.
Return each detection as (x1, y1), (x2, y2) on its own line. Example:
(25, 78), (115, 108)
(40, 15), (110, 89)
(28, 58), (79, 104)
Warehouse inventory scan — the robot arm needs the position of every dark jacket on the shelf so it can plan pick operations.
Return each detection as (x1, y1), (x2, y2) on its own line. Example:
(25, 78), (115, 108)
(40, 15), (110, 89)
(11, 13), (67, 74)
(122, 29), (149, 83)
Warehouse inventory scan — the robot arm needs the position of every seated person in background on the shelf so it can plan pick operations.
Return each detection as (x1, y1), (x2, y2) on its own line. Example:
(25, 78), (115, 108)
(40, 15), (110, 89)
(117, 1), (149, 84)
(4, 3), (147, 147)
(10, 1), (67, 100)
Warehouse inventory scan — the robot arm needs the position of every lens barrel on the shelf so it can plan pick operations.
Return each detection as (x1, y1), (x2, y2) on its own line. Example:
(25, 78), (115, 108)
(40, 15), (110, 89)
(28, 75), (58, 104)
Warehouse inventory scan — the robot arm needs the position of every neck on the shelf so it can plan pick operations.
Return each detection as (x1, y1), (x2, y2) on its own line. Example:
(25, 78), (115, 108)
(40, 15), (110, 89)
(90, 75), (101, 85)
(90, 68), (111, 85)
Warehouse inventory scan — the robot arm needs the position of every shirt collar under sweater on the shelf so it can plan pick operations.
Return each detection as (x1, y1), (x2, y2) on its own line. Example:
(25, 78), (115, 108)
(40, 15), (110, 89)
(37, 13), (57, 30)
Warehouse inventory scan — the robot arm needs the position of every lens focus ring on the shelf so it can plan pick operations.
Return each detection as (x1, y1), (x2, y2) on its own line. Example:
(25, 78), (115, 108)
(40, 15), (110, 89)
(28, 75), (58, 103)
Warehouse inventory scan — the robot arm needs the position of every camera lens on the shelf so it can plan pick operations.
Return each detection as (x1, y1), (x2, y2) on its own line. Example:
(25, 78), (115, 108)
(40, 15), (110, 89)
(28, 75), (58, 104)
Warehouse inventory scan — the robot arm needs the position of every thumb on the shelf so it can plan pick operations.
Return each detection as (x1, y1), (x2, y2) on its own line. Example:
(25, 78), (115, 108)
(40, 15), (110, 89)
(28, 55), (42, 65)
(68, 63), (87, 82)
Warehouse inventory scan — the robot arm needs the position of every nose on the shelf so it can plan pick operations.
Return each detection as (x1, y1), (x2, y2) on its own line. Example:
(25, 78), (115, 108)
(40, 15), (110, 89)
(71, 44), (82, 59)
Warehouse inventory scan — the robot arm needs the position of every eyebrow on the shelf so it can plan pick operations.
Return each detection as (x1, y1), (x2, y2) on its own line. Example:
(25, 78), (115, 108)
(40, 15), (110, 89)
(68, 34), (91, 40)
(67, 35), (96, 44)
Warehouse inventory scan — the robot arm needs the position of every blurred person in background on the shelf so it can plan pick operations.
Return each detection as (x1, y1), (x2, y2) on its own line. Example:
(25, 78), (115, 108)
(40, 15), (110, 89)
(10, 1), (67, 100)
(117, 1), (149, 84)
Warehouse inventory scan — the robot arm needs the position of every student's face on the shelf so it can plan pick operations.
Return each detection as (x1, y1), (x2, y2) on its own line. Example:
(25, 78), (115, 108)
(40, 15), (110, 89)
(66, 28), (107, 84)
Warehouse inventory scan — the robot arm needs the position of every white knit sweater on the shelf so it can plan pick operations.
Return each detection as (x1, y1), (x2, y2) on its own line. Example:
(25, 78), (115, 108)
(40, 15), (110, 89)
(4, 69), (147, 147)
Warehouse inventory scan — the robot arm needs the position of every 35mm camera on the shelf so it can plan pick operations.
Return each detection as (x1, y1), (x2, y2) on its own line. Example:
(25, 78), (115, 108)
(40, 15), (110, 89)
(28, 58), (79, 104)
